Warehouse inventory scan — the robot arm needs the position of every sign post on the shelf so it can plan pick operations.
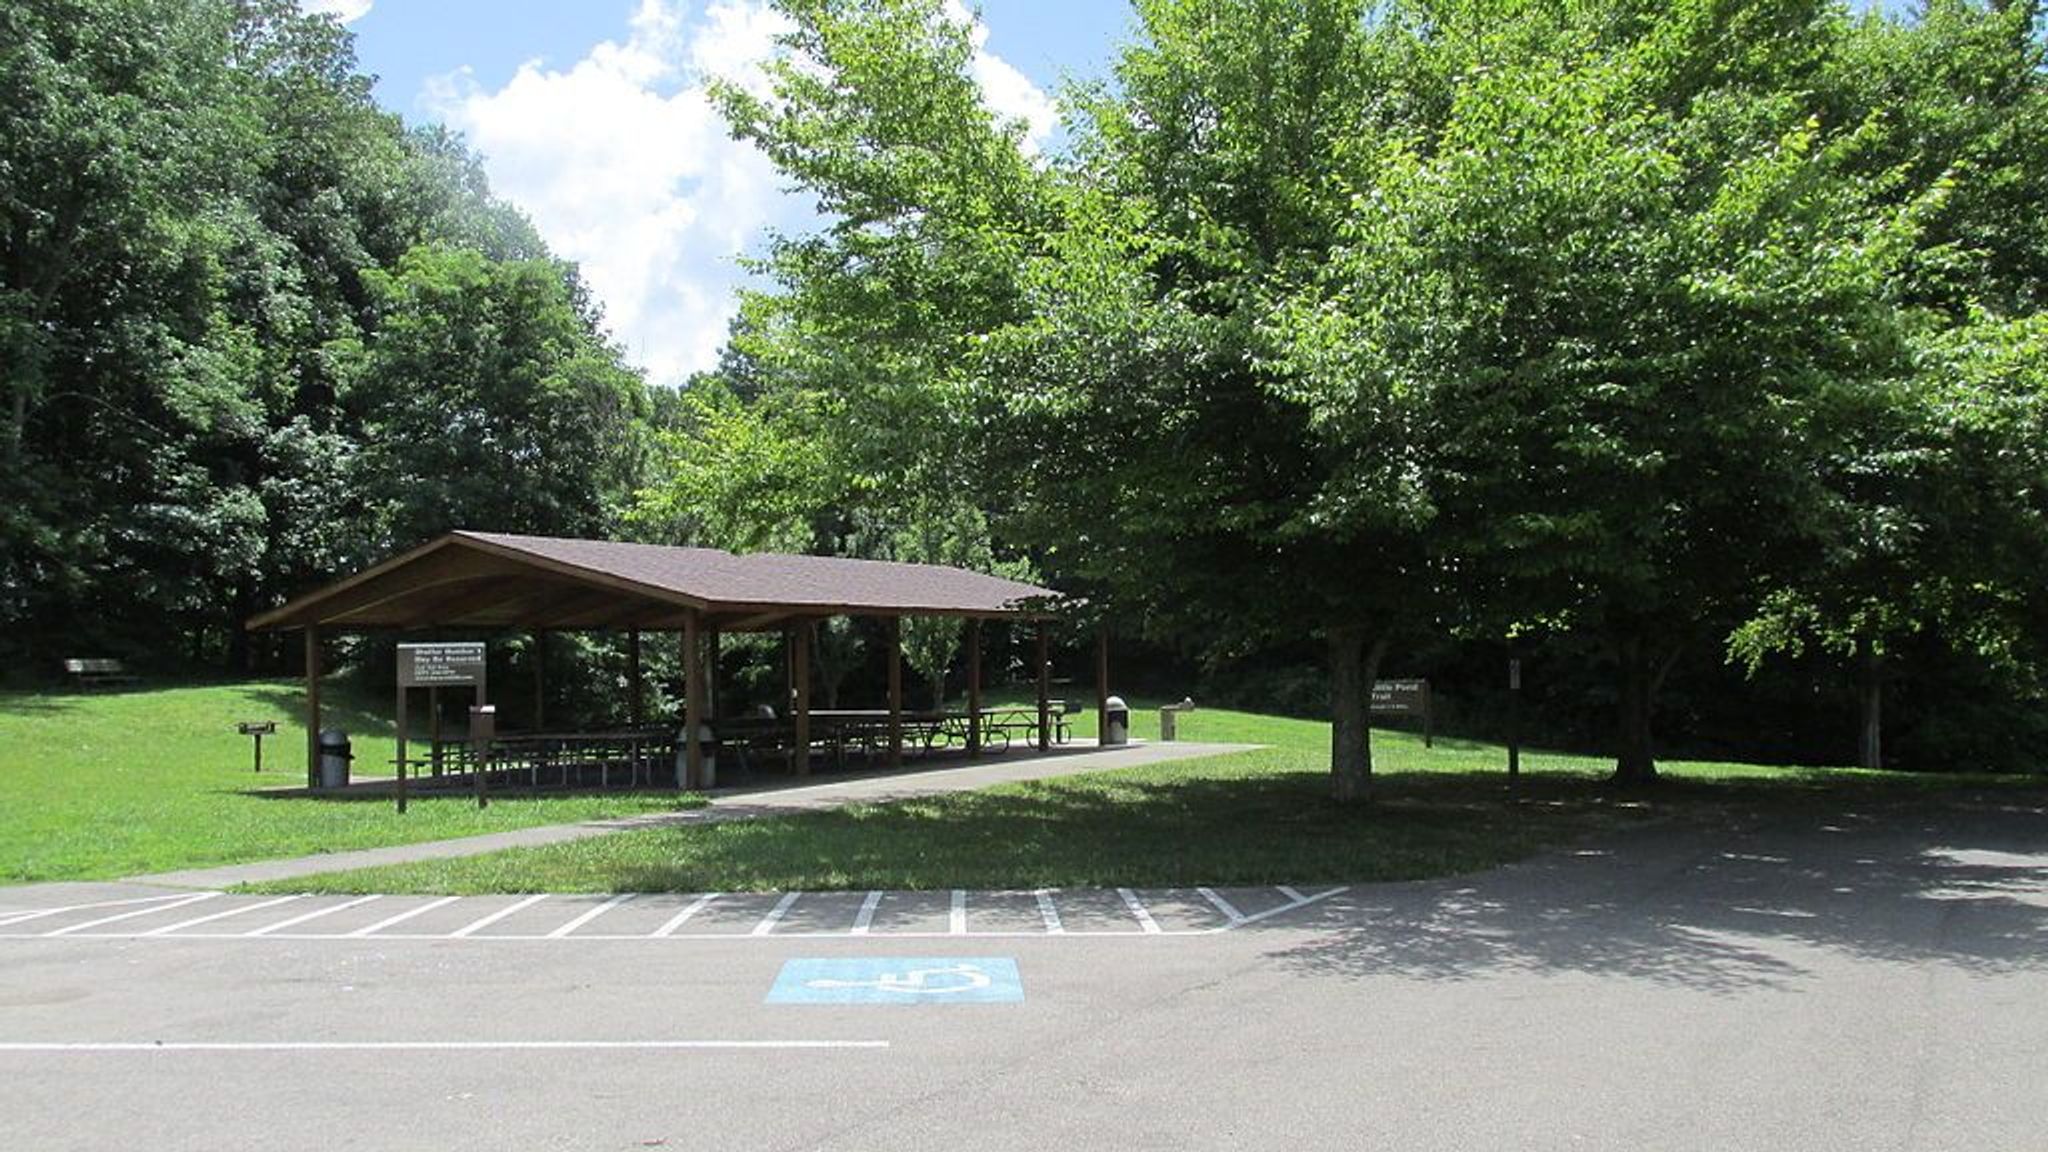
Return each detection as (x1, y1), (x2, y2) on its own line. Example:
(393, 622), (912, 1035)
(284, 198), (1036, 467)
(1370, 679), (1432, 749)
(396, 643), (487, 814)
(1507, 658), (1522, 780)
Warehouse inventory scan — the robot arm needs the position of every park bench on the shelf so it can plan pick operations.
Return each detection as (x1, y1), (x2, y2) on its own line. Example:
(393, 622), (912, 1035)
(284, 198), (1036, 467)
(62, 658), (139, 690)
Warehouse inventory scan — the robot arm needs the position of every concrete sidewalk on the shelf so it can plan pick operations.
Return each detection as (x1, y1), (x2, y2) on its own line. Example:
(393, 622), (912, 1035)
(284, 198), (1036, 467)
(130, 740), (1255, 889)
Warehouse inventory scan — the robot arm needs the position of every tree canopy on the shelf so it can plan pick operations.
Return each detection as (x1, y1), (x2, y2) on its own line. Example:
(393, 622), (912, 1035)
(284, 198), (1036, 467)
(710, 0), (2048, 790)
(0, 0), (649, 668)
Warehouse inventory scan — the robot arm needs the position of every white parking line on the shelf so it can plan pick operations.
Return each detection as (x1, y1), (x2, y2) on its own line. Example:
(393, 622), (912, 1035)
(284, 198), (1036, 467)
(547, 894), (635, 938)
(1117, 888), (1162, 934)
(0, 1040), (888, 1053)
(850, 891), (883, 935)
(750, 892), (802, 936)
(345, 896), (461, 937)
(1034, 889), (1064, 934)
(1196, 887), (1246, 925)
(1237, 886), (1346, 926)
(4, 886), (1351, 941)
(450, 895), (549, 938)
(649, 893), (721, 937)
(0, 893), (193, 928)
(247, 895), (383, 936)
(44, 892), (221, 937)
(140, 895), (305, 937)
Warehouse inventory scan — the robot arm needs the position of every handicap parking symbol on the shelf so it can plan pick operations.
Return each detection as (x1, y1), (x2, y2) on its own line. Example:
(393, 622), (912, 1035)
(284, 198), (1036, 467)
(767, 957), (1023, 1004)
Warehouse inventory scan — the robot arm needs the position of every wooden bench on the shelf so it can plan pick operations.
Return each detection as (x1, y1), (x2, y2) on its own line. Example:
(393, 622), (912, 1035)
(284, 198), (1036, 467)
(62, 658), (139, 690)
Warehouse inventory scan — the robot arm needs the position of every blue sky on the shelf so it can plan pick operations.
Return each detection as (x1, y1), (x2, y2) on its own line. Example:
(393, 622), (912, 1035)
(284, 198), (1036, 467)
(303, 1), (1135, 387)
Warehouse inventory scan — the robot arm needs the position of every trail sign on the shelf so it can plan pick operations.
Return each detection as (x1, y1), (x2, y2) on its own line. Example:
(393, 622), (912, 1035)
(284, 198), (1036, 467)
(397, 643), (486, 688)
(1371, 679), (1433, 748)
(1370, 679), (1428, 715)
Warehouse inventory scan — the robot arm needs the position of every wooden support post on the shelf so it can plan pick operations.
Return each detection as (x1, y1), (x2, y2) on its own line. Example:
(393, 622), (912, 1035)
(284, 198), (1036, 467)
(682, 616), (703, 790)
(628, 628), (643, 727)
(1096, 625), (1110, 746)
(707, 629), (721, 722)
(1035, 622), (1051, 753)
(966, 619), (983, 759)
(429, 687), (443, 776)
(395, 685), (409, 815)
(886, 616), (904, 769)
(793, 621), (812, 777)
(304, 626), (322, 789)
(532, 631), (546, 731)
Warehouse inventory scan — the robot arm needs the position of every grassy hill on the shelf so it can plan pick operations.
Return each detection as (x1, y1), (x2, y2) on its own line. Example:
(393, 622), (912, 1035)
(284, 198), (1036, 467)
(0, 679), (700, 884)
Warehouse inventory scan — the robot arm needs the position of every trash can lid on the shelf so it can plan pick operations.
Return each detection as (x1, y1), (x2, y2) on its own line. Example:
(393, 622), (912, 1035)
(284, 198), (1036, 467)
(1105, 696), (1127, 709)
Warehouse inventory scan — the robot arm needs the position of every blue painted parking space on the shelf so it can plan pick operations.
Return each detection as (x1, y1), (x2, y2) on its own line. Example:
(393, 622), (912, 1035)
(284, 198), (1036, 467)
(766, 957), (1024, 1004)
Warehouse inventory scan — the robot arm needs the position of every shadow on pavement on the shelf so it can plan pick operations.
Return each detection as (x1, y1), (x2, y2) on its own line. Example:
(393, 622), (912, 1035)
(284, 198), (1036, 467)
(1265, 795), (2048, 993)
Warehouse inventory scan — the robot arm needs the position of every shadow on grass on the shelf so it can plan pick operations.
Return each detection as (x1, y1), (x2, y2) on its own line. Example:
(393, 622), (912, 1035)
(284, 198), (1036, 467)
(1260, 784), (2048, 995)
(588, 770), (1679, 896)
(245, 686), (393, 738)
(0, 692), (83, 717)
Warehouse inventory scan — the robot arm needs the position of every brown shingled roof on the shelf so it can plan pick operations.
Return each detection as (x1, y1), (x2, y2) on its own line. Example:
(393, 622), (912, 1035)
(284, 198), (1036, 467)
(246, 531), (1061, 632)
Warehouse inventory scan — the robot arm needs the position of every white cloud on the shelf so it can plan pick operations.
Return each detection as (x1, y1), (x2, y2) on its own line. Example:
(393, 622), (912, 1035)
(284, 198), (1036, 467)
(944, 1), (1057, 151)
(299, 0), (371, 24)
(425, 0), (1054, 387)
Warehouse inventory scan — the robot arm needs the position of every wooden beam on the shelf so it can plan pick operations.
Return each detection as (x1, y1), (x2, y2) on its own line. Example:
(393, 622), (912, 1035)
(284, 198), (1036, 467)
(544, 595), (670, 631)
(967, 619), (983, 759)
(380, 574), (535, 629)
(682, 616), (702, 790)
(435, 579), (587, 628)
(286, 546), (531, 628)
(252, 534), (462, 629)
(1036, 622), (1051, 753)
(793, 621), (812, 777)
(887, 617), (903, 769)
(713, 609), (796, 632)
(305, 626), (322, 788)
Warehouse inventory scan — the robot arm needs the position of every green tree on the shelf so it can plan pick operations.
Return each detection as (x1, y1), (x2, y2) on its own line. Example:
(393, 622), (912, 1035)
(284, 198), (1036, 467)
(1300, 0), (1945, 782)
(346, 244), (649, 551)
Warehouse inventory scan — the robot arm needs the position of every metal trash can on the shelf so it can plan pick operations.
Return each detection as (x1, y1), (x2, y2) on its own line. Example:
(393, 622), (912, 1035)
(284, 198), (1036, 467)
(676, 723), (717, 789)
(317, 729), (352, 790)
(1102, 696), (1130, 746)
(1159, 697), (1195, 742)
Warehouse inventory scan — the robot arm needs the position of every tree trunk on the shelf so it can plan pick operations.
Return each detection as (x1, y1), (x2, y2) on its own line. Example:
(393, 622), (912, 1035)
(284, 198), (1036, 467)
(1858, 642), (1883, 771)
(1329, 627), (1388, 804)
(1612, 634), (1658, 784)
(929, 671), (945, 712)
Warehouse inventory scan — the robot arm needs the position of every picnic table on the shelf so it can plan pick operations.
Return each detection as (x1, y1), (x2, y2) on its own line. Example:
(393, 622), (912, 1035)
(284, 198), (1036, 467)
(718, 703), (1074, 773)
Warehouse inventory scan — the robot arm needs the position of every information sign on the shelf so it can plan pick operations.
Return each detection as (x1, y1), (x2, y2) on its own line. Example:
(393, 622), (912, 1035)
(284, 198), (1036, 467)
(397, 643), (486, 688)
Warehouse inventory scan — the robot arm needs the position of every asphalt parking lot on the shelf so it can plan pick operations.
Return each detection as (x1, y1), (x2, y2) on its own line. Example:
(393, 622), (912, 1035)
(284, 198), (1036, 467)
(3, 799), (2044, 1151)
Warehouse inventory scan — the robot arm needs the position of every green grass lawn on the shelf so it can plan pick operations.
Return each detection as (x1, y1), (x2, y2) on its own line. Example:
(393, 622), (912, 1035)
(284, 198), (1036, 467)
(0, 679), (702, 884)
(248, 699), (2048, 895)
